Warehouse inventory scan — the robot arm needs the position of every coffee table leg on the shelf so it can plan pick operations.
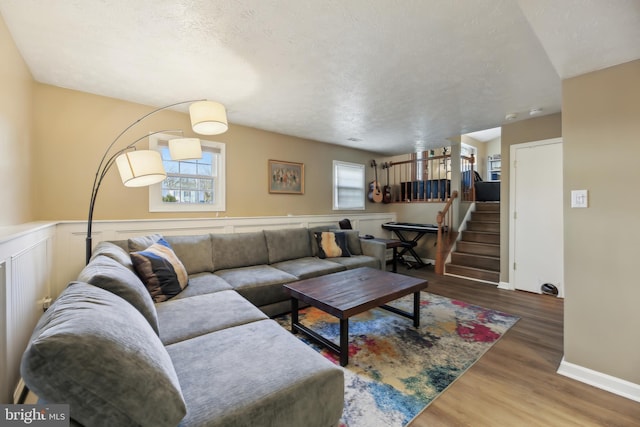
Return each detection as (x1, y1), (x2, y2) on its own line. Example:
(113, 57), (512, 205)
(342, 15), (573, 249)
(340, 318), (349, 366)
(413, 291), (420, 327)
(392, 247), (398, 273)
(291, 298), (299, 334)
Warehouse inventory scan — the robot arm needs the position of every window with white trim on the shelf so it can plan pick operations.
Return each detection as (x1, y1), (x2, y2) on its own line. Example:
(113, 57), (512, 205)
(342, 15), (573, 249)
(333, 160), (365, 210)
(149, 133), (225, 212)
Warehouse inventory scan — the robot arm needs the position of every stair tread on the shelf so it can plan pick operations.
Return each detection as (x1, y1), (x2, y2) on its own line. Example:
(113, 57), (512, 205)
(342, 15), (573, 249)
(445, 265), (500, 283)
(452, 252), (499, 260)
(446, 263), (500, 274)
(458, 241), (500, 247)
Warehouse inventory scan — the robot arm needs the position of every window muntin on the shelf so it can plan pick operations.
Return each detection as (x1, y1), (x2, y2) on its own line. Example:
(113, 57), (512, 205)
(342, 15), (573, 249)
(149, 134), (225, 212)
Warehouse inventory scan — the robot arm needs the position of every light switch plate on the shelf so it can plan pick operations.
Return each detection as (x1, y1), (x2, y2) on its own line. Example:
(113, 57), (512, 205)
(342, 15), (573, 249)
(571, 190), (588, 208)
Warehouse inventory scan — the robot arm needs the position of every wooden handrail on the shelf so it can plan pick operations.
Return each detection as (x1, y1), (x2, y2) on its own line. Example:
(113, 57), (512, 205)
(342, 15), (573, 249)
(435, 190), (459, 274)
(388, 154), (450, 167)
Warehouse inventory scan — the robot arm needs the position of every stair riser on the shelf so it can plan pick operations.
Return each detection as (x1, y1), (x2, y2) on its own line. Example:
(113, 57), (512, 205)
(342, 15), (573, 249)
(445, 265), (499, 283)
(461, 231), (500, 244)
(471, 212), (500, 222)
(467, 222), (500, 233)
(456, 241), (500, 257)
(451, 253), (500, 270)
(475, 203), (500, 212)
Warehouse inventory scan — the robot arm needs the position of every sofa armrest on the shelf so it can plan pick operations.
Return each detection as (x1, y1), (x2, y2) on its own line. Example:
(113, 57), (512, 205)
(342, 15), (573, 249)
(359, 239), (387, 270)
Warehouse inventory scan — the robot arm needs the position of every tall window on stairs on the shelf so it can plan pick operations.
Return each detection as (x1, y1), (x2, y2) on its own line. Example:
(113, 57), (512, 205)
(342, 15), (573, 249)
(149, 133), (226, 212)
(333, 160), (365, 210)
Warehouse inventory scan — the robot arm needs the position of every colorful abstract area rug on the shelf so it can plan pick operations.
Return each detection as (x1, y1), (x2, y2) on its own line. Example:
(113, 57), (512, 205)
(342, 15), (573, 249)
(275, 292), (519, 427)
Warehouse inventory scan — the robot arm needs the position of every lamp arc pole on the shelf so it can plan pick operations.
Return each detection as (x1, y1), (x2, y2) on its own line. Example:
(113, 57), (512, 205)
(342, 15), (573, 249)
(86, 99), (207, 265)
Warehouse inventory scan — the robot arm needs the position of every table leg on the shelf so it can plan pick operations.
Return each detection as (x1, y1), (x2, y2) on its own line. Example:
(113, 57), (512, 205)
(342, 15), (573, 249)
(291, 298), (299, 334)
(339, 318), (349, 367)
(413, 291), (420, 327)
(392, 247), (398, 272)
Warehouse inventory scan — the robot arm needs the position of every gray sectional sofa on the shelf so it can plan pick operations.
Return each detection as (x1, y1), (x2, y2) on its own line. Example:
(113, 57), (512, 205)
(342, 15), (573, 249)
(20, 227), (387, 427)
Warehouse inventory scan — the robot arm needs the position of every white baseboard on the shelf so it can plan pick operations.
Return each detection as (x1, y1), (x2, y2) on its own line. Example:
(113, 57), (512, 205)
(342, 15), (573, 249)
(557, 357), (640, 402)
(497, 281), (513, 290)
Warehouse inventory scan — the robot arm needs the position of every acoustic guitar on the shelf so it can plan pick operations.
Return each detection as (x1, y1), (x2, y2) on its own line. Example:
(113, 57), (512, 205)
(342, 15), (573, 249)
(368, 160), (383, 203)
(382, 162), (392, 203)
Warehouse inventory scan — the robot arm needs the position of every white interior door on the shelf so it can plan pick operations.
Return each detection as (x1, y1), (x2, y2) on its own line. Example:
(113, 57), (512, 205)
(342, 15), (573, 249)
(510, 139), (564, 296)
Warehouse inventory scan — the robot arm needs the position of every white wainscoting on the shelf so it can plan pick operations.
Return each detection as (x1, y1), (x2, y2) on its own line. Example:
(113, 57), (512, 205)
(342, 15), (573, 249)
(0, 222), (56, 403)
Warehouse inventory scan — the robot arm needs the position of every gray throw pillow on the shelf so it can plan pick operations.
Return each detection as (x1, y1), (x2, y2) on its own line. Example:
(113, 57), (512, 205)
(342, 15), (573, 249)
(128, 233), (163, 252)
(21, 282), (186, 427)
(78, 255), (159, 334)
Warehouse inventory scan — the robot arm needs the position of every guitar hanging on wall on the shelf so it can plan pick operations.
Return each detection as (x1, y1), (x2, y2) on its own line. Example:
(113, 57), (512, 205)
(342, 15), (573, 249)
(368, 160), (383, 203)
(382, 162), (392, 203)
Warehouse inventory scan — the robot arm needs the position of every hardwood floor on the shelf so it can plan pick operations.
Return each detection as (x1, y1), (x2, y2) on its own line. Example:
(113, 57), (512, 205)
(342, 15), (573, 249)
(394, 265), (640, 427)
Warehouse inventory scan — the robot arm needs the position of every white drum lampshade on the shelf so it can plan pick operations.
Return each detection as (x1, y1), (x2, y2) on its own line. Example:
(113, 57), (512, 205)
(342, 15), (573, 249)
(115, 150), (166, 187)
(169, 138), (202, 160)
(189, 101), (228, 135)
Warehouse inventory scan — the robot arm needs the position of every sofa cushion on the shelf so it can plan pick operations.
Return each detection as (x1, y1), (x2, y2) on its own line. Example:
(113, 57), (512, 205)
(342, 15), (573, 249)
(156, 290), (268, 345)
(131, 238), (189, 302)
(21, 282), (186, 427)
(166, 320), (343, 427)
(89, 241), (134, 270)
(78, 255), (159, 334)
(359, 239), (386, 270)
(264, 228), (312, 263)
(165, 235), (214, 274)
(314, 231), (351, 259)
(211, 232), (269, 270)
(330, 229), (363, 255)
(170, 273), (233, 300)
(272, 257), (346, 280)
(329, 254), (379, 270)
(215, 265), (298, 308)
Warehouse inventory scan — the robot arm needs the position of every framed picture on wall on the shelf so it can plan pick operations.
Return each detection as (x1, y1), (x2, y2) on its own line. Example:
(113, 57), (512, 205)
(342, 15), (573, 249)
(268, 160), (304, 194)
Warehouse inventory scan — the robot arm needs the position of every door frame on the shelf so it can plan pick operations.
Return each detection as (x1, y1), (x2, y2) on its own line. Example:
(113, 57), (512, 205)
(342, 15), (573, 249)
(508, 137), (564, 297)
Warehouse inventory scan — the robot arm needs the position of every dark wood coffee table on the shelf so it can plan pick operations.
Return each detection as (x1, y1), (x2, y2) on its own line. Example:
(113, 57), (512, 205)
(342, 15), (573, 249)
(283, 266), (428, 366)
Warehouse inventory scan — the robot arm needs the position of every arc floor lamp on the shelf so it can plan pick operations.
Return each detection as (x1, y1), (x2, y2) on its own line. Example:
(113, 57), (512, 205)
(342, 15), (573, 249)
(86, 99), (228, 264)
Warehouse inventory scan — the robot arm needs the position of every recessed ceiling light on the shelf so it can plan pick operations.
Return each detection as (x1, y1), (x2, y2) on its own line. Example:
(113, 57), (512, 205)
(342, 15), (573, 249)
(505, 113), (517, 121)
(529, 108), (543, 116)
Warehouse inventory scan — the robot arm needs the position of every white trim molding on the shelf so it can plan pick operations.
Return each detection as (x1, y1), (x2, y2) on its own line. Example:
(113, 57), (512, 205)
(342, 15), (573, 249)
(497, 281), (513, 290)
(557, 357), (640, 403)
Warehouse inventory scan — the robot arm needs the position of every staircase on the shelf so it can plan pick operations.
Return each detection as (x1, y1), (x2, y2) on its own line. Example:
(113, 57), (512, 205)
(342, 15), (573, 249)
(445, 202), (500, 283)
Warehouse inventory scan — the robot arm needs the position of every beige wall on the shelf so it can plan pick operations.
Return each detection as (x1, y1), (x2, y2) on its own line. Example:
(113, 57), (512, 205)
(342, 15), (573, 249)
(500, 113), (562, 283)
(32, 84), (389, 221)
(563, 59), (640, 383)
(461, 134), (488, 181)
(0, 15), (34, 225)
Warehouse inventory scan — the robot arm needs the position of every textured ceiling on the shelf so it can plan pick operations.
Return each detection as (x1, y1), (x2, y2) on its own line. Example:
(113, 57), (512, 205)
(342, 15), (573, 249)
(1, 0), (639, 155)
